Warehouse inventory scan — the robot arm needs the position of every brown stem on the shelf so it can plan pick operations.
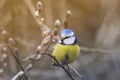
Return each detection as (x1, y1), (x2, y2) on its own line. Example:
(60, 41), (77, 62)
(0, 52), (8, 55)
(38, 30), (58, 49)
(4, 40), (29, 80)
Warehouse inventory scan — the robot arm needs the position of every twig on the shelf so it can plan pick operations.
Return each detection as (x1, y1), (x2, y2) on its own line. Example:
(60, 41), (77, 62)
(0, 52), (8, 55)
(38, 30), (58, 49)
(25, 0), (51, 36)
(68, 64), (85, 80)
(63, 10), (72, 29)
(6, 42), (28, 80)
(45, 53), (74, 80)
(1, 30), (29, 80)
(11, 71), (24, 80)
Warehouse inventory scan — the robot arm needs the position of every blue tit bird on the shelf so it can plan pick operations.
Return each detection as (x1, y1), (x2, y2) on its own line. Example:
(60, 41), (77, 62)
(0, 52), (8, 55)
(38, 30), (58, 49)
(52, 29), (80, 65)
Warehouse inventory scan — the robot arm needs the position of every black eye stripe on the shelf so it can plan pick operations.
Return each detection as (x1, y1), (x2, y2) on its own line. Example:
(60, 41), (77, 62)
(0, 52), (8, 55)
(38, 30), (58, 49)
(59, 35), (77, 45)
(61, 35), (75, 40)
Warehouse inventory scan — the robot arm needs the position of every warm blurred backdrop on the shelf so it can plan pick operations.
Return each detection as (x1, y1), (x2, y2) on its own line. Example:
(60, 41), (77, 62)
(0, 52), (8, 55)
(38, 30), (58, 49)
(0, 0), (120, 80)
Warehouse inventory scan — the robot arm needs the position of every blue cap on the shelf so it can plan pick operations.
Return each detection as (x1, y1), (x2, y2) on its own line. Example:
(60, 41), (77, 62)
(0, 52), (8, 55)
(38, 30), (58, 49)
(61, 29), (74, 38)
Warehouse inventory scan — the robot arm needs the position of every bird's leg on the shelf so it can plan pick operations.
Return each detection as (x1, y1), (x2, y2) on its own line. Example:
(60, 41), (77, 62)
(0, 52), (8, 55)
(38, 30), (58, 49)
(51, 62), (59, 66)
(61, 54), (69, 64)
(67, 64), (71, 72)
(51, 60), (62, 67)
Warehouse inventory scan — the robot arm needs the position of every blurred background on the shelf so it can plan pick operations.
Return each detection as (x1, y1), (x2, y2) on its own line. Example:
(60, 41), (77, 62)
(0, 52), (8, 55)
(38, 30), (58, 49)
(1, 0), (120, 80)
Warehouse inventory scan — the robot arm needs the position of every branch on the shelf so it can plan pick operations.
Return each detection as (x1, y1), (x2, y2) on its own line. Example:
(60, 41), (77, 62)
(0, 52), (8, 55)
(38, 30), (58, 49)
(68, 64), (84, 80)
(45, 53), (74, 80)
(1, 29), (29, 80)
(11, 71), (24, 80)
(25, 0), (51, 38)
(63, 10), (72, 29)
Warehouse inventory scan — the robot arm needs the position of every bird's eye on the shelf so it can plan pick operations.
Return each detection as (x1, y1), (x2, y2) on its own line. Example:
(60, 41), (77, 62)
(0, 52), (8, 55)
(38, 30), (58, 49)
(61, 36), (70, 40)
(61, 35), (75, 41)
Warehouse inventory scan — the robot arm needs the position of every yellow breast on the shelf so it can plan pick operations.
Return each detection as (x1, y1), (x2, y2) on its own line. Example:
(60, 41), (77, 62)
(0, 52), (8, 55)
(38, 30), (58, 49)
(52, 43), (80, 64)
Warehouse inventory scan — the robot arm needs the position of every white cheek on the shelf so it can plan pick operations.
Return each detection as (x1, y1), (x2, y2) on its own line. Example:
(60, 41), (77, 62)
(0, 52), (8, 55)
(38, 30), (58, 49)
(63, 36), (75, 45)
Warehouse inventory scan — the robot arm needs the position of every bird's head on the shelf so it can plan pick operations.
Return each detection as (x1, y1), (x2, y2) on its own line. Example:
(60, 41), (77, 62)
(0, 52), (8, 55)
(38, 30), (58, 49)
(59, 29), (78, 45)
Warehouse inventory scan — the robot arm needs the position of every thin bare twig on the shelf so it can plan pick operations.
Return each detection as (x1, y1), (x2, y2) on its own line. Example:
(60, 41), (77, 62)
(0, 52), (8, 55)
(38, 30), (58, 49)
(11, 71), (24, 80)
(63, 10), (72, 29)
(68, 64), (84, 80)
(1, 29), (29, 80)
(25, 0), (51, 37)
(45, 53), (74, 80)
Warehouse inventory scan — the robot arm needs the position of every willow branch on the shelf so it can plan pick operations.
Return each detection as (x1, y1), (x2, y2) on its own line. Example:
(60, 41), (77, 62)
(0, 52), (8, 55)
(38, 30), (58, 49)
(5, 42), (28, 80)
(1, 30), (29, 80)
(68, 64), (84, 80)
(63, 10), (72, 29)
(11, 71), (24, 80)
(45, 53), (74, 80)
(25, 0), (51, 37)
